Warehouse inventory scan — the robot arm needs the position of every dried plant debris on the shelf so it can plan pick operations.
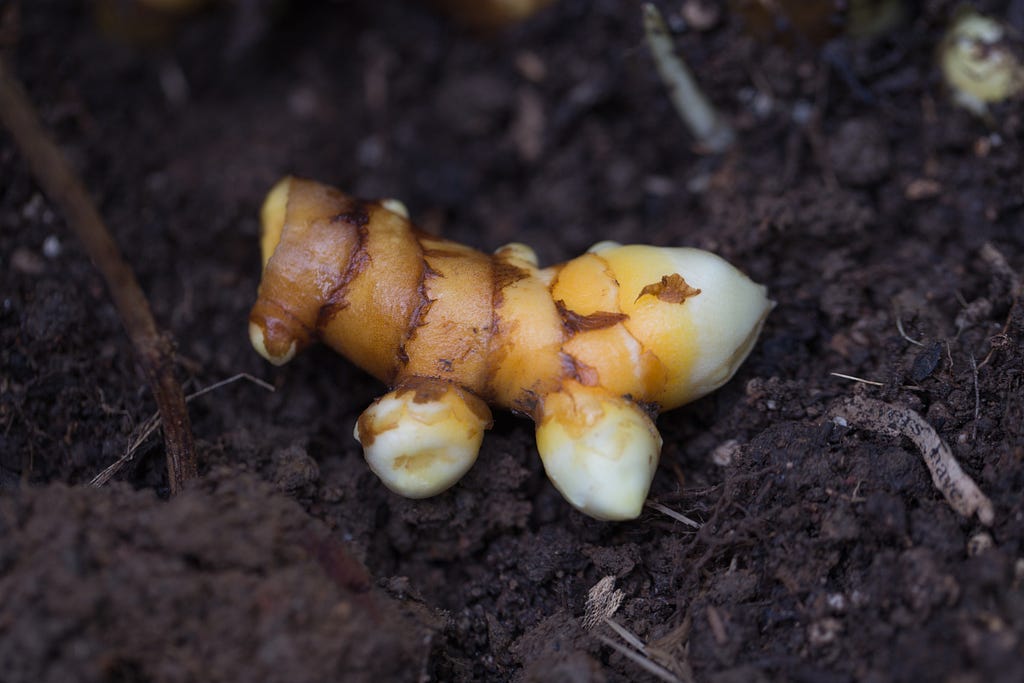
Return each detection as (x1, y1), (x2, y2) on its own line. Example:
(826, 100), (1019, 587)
(581, 576), (691, 683)
(980, 242), (1023, 292)
(583, 575), (625, 631)
(832, 396), (994, 525)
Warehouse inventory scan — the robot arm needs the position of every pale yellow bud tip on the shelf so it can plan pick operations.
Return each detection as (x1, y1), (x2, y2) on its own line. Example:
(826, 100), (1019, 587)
(355, 382), (492, 498)
(495, 242), (540, 268)
(249, 321), (296, 366)
(380, 198), (409, 219)
(259, 177), (291, 268)
(535, 383), (662, 520)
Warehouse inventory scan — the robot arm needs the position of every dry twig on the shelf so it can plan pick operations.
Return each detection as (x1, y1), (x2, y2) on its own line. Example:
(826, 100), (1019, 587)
(646, 500), (702, 528)
(832, 396), (994, 525)
(830, 372), (884, 387)
(582, 576), (692, 683)
(91, 373), (274, 487)
(0, 56), (197, 494)
(594, 634), (685, 683)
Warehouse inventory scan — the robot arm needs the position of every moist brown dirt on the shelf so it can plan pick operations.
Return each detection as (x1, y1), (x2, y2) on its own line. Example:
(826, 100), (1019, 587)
(2, 1), (1023, 681)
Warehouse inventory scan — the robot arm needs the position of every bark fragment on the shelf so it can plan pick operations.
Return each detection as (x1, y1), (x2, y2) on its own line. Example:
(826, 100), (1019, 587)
(636, 274), (701, 304)
(832, 396), (994, 525)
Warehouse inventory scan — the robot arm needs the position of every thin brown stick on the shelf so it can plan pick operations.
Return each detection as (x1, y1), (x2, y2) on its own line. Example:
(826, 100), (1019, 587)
(969, 353), (980, 442)
(977, 242), (1022, 369)
(0, 56), (197, 494)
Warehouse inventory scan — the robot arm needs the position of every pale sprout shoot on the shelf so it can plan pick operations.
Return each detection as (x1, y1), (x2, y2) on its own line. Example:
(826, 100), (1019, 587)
(536, 381), (662, 520)
(940, 10), (1024, 116)
(355, 380), (491, 498)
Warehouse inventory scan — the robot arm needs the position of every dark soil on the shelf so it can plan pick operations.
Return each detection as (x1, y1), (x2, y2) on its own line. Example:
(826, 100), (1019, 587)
(2, 1), (1023, 681)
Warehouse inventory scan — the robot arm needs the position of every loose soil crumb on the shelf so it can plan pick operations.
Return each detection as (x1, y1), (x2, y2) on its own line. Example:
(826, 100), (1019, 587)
(2, 0), (1023, 681)
(0, 471), (436, 683)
